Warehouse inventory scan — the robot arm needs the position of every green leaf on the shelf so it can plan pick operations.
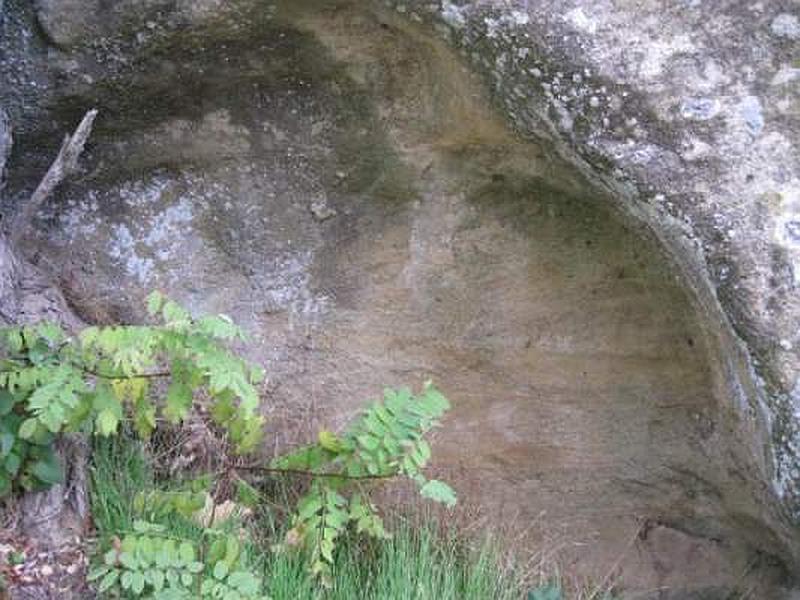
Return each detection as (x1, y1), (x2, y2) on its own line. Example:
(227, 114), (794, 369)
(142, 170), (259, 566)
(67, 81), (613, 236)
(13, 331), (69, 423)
(272, 444), (331, 471)
(320, 538), (335, 563)
(197, 315), (242, 340)
(213, 560), (229, 580)
(384, 389), (407, 415)
(79, 326), (100, 347)
(162, 301), (190, 325)
(138, 536), (154, 563)
(0, 431), (14, 457)
(165, 381), (192, 424)
(0, 390), (18, 416)
(297, 495), (323, 521)
(133, 397), (157, 439)
(18, 418), (38, 440)
(223, 536), (240, 570)
(249, 366), (265, 384)
(318, 430), (345, 453)
(149, 568), (165, 591)
(36, 323), (65, 345)
(87, 566), (110, 582)
(29, 454), (64, 485)
(178, 542), (195, 564)
(416, 439), (431, 463)
(98, 570), (119, 593)
(187, 561), (204, 574)
(326, 507), (348, 529)
(235, 478), (260, 509)
(119, 552), (138, 570)
(121, 570), (134, 590)
(357, 434), (379, 451)
(133, 520), (165, 534)
(96, 409), (119, 437)
(4, 451), (21, 476)
(419, 480), (457, 508)
(228, 571), (258, 593)
(207, 539), (227, 565)
(131, 570), (146, 594)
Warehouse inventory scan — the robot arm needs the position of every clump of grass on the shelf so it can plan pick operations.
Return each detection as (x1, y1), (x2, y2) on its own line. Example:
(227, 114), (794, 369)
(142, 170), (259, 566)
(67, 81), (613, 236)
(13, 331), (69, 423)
(89, 435), (152, 535)
(89, 436), (527, 599)
(260, 518), (525, 600)
(89, 435), (206, 547)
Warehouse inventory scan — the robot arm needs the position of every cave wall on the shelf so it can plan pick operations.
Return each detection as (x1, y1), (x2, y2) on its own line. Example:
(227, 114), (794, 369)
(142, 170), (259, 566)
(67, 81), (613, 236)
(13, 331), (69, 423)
(1, 0), (799, 597)
(398, 0), (800, 522)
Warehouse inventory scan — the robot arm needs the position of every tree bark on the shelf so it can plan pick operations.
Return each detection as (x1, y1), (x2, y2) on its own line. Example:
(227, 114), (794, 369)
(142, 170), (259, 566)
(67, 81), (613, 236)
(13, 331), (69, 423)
(0, 108), (95, 599)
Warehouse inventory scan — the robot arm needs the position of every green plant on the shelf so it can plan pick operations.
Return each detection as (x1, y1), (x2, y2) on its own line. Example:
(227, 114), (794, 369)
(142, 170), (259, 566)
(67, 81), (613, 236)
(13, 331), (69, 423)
(272, 385), (457, 583)
(88, 520), (265, 599)
(263, 521), (525, 600)
(3, 292), (458, 592)
(0, 291), (264, 495)
(92, 439), (497, 600)
(0, 400), (62, 495)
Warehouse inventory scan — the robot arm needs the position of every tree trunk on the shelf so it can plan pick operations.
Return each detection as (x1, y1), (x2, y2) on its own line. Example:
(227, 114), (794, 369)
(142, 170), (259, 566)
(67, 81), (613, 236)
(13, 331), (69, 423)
(0, 235), (91, 600)
(0, 108), (93, 599)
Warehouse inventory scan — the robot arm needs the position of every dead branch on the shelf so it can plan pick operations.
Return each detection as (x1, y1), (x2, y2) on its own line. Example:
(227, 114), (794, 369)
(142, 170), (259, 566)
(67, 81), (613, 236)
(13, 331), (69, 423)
(9, 109), (98, 245)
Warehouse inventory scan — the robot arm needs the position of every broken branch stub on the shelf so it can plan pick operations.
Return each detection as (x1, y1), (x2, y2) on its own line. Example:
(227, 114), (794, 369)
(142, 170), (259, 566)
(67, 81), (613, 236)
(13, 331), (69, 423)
(9, 109), (98, 245)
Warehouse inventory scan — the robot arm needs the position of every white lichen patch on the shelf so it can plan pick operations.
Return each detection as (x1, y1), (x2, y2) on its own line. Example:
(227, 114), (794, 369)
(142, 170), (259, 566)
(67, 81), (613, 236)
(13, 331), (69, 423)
(680, 97), (720, 120)
(564, 7), (597, 34)
(143, 198), (194, 260)
(108, 223), (155, 284)
(57, 176), (196, 284)
(261, 250), (330, 325)
(106, 180), (196, 283)
(773, 183), (800, 283)
(639, 35), (695, 79)
(440, 0), (466, 29)
(771, 13), (800, 40)
(771, 65), (800, 87)
(737, 96), (765, 136)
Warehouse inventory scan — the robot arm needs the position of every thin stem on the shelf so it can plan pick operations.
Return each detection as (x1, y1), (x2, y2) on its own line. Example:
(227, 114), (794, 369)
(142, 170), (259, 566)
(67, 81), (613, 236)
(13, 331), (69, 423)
(79, 365), (171, 380)
(0, 354), (171, 381)
(238, 465), (397, 482)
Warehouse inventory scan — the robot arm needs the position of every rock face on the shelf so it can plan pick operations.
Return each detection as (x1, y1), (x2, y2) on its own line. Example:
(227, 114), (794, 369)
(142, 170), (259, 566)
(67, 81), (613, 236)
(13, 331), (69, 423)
(412, 0), (800, 520)
(0, 108), (18, 318)
(1, 0), (799, 597)
(0, 108), (9, 184)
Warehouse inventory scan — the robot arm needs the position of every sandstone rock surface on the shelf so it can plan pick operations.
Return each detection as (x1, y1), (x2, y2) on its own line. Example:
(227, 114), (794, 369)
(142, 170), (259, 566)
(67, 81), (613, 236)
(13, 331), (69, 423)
(1, 0), (799, 597)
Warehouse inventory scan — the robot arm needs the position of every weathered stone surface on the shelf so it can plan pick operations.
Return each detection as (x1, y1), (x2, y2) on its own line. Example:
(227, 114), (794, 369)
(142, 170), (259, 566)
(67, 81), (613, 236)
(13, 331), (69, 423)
(406, 0), (800, 519)
(0, 107), (10, 192)
(1, 0), (799, 597)
(0, 106), (18, 324)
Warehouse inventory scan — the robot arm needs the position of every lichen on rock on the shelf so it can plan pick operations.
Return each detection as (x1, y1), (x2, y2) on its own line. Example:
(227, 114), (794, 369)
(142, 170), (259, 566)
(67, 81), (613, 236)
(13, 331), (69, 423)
(2, 0), (800, 597)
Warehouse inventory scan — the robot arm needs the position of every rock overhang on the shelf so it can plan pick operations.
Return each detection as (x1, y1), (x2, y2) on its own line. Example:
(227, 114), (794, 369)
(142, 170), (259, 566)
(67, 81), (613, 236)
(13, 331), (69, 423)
(1, 0), (800, 593)
(383, 0), (800, 519)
